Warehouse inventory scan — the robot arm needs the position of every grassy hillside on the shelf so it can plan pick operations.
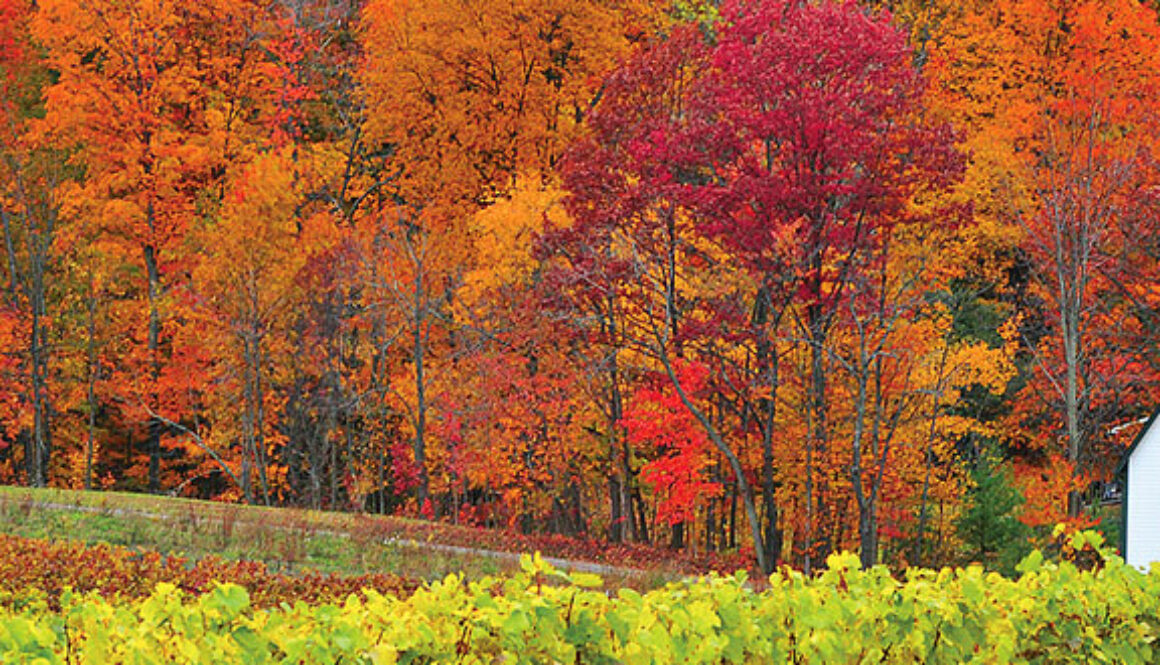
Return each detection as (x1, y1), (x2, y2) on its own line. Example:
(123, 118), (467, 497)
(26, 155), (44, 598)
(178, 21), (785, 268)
(0, 486), (733, 590)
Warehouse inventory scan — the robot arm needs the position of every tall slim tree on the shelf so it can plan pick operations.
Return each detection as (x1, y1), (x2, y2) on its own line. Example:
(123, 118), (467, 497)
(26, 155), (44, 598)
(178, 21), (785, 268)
(0, 0), (62, 486)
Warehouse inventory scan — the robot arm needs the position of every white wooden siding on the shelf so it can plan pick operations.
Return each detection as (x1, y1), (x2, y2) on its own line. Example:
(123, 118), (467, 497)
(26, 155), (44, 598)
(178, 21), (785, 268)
(1128, 420), (1160, 568)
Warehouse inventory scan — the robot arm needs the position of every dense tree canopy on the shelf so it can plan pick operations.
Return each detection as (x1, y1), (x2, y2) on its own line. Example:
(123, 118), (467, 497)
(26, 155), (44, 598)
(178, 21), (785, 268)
(0, 0), (1156, 571)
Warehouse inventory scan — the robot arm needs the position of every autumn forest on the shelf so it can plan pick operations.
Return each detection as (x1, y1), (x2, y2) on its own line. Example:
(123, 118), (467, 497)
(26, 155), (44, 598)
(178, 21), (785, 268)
(0, 0), (1158, 574)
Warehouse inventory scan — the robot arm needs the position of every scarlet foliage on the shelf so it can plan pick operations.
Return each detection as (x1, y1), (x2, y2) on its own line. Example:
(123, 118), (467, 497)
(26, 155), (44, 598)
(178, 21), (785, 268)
(552, 0), (978, 572)
(686, 0), (962, 285)
(622, 362), (721, 526)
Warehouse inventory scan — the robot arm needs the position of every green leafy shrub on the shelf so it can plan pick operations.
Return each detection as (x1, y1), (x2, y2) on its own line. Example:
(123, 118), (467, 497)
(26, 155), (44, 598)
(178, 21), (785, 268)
(3, 538), (1160, 663)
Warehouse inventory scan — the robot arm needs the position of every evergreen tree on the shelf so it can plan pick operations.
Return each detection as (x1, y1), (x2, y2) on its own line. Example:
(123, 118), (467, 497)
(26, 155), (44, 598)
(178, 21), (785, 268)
(957, 454), (1032, 574)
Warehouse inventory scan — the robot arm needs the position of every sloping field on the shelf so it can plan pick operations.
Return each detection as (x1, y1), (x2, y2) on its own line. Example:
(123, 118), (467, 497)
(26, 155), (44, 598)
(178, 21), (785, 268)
(0, 486), (744, 589)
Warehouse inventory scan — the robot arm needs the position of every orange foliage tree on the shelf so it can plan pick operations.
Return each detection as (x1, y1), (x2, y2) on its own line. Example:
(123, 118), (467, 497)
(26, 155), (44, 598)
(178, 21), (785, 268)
(932, 0), (1160, 517)
(357, 0), (650, 522)
(0, 0), (51, 485)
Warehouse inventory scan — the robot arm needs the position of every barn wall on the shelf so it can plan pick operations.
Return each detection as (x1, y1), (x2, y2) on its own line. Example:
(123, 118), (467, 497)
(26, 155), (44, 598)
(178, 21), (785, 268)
(1127, 421), (1160, 568)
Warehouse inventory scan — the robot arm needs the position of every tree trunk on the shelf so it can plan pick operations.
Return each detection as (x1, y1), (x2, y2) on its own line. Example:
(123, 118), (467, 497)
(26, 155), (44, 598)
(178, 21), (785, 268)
(85, 268), (98, 491)
(1063, 303), (1083, 517)
(632, 487), (650, 544)
(606, 312), (628, 543)
(241, 336), (256, 504)
(413, 267), (430, 512)
(609, 473), (625, 542)
(658, 348), (770, 573)
(1, 195), (56, 488)
(913, 343), (950, 566)
(29, 273), (49, 487)
(255, 336), (271, 505)
(144, 241), (163, 493)
(754, 282), (784, 569)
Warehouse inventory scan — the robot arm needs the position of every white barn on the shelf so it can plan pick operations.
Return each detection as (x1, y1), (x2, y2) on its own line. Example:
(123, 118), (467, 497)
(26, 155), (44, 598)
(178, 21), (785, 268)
(1119, 407), (1160, 568)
